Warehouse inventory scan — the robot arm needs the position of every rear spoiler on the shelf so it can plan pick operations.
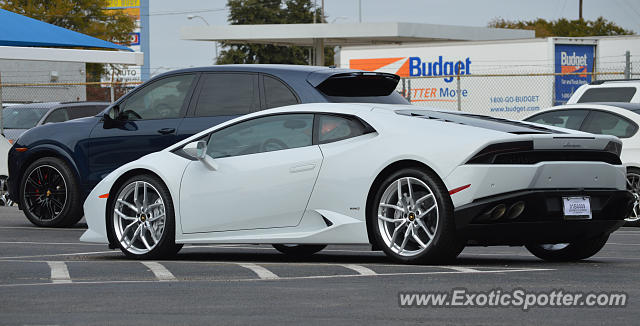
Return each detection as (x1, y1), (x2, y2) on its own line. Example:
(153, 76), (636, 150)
(307, 71), (400, 97)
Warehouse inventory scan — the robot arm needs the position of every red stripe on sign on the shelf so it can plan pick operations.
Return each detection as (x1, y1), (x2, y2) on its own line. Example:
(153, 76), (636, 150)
(448, 184), (471, 195)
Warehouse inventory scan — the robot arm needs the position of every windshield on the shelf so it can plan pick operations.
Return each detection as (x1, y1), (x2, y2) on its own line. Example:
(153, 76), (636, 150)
(2, 107), (50, 129)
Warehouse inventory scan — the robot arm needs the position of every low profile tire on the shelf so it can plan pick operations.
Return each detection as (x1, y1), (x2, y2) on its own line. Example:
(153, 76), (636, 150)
(109, 174), (182, 259)
(272, 244), (327, 257)
(625, 167), (640, 227)
(371, 168), (460, 264)
(525, 235), (609, 262)
(19, 157), (83, 227)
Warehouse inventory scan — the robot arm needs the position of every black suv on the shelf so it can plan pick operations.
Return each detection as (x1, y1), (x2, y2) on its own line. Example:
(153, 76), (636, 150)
(9, 64), (406, 227)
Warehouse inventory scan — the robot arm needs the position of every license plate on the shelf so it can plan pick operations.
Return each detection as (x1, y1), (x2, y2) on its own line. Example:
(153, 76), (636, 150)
(562, 197), (592, 220)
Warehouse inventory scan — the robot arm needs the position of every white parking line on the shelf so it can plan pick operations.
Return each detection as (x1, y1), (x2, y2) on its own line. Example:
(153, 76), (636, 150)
(0, 226), (85, 231)
(0, 241), (103, 246)
(606, 242), (640, 246)
(340, 264), (377, 275)
(439, 266), (481, 273)
(0, 250), (115, 260)
(141, 262), (177, 282)
(236, 263), (279, 279)
(47, 261), (71, 284)
(0, 267), (553, 288)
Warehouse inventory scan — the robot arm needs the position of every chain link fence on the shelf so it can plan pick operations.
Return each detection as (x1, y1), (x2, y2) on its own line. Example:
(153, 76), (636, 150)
(397, 57), (639, 120)
(0, 81), (140, 105)
(398, 71), (628, 120)
(0, 81), (140, 139)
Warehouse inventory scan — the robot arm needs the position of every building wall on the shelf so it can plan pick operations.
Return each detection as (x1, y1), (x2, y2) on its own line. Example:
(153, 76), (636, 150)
(0, 60), (86, 103)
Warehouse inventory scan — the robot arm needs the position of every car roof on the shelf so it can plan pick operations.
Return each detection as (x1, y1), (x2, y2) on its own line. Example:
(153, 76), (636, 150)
(532, 103), (640, 113)
(3, 101), (109, 109)
(153, 64), (366, 80)
(585, 102), (640, 111)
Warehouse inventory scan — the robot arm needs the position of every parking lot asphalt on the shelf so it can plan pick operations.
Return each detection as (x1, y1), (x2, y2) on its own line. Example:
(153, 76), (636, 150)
(0, 206), (639, 325)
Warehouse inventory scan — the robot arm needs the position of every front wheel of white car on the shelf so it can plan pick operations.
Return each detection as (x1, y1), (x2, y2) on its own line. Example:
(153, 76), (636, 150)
(371, 168), (461, 264)
(109, 174), (182, 259)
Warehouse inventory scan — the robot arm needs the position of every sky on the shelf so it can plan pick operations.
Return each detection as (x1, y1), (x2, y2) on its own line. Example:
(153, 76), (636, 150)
(147, 0), (640, 76)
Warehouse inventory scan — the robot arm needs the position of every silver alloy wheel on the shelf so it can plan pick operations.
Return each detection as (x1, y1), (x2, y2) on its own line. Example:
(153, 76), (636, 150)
(113, 181), (166, 255)
(377, 177), (439, 257)
(0, 176), (12, 206)
(540, 243), (569, 250)
(626, 172), (640, 222)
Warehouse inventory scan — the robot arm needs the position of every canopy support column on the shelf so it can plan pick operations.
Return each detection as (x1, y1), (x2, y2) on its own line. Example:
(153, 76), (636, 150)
(313, 38), (324, 66)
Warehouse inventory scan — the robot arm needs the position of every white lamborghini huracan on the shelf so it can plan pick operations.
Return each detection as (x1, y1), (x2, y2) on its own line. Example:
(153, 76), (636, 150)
(81, 103), (633, 264)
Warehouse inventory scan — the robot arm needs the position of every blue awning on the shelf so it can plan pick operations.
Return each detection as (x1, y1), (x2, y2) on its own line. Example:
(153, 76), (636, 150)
(0, 9), (132, 51)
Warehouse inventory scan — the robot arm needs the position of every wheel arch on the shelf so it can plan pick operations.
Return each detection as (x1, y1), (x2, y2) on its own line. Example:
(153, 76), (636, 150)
(625, 165), (640, 172)
(104, 168), (166, 247)
(15, 145), (81, 210)
(364, 159), (447, 249)
(19, 145), (80, 182)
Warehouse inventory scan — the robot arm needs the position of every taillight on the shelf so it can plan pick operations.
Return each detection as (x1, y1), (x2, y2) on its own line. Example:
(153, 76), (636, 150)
(604, 141), (622, 157)
(466, 141), (534, 164)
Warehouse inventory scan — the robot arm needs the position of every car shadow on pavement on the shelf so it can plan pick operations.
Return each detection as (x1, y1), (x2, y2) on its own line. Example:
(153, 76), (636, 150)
(86, 248), (573, 267)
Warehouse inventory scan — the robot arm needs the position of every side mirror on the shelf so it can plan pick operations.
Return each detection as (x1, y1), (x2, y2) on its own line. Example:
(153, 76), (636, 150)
(183, 140), (218, 171)
(103, 113), (116, 129)
(183, 140), (206, 159)
(103, 106), (123, 129)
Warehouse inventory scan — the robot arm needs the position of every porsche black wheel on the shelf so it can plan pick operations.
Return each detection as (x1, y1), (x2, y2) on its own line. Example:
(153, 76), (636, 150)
(19, 157), (83, 227)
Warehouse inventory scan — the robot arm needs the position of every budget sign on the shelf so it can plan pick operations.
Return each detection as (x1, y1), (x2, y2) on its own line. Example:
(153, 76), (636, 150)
(555, 44), (595, 105)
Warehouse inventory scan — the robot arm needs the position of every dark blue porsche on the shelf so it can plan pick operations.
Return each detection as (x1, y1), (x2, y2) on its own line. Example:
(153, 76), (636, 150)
(8, 64), (407, 227)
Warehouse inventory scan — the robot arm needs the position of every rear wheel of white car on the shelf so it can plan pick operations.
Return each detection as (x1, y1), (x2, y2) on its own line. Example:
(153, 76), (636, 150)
(19, 157), (82, 227)
(272, 244), (327, 257)
(109, 174), (182, 259)
(371, 168), (460, 264)
(625, 167), (640, 226)
(525, 235), (609, 262)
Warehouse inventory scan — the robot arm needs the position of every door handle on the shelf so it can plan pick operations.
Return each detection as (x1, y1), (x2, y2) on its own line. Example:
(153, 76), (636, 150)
(290, 163), (316, 173)
(157, 128), (176, 135)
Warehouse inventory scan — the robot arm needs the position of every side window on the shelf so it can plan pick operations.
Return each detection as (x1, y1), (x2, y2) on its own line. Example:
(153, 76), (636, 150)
(195, 73), (257, 117)
(577, 87), (637, 103)
(264, 75), (299, 109)
(317, 114), (371, 144)
(120, 74), (195, 120)
(43, 108), (69, 124)
(525, 110), (589, 130)
(67, 106), (108, 119)
(207, 114), (313, 159)
(581, 111), (638, 138)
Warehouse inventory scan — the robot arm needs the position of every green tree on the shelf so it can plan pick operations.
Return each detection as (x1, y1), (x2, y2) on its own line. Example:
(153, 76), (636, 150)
(488, 17), (634, 37)
(217, 0), (334, 66)
(0, 0), (136, 81)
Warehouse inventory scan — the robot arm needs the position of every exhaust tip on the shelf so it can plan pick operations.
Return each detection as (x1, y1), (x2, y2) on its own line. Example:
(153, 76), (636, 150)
(489, 204), (507, 220)
(506, 201), (526, 219)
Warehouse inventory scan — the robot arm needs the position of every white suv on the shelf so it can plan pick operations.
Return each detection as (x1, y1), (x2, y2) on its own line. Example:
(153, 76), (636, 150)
(567, 80), (640, 104)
